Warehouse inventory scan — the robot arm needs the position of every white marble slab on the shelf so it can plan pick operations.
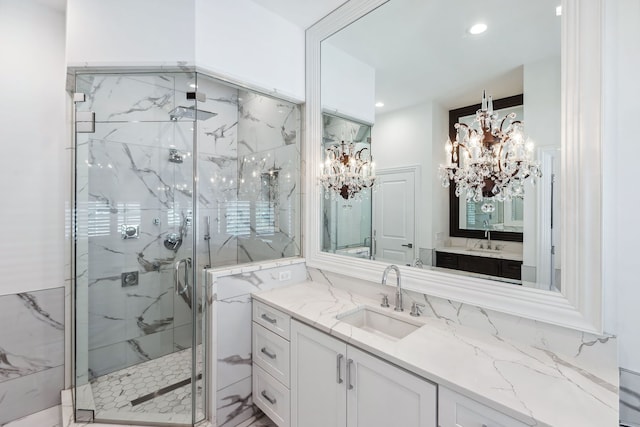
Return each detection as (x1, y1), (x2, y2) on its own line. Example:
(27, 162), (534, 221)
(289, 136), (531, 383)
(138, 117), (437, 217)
(0, 365), (64, 425)
(4, 405), (61, 427)
(252, 278), (618, 427)
(621, 368), (640, 426)
(216, 376), (255, 427)
(0, 288), (65, 384)
(216, 295), (253, 390)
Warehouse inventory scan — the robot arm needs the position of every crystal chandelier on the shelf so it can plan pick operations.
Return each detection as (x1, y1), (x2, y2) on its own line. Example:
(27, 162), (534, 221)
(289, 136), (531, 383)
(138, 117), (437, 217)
(319, 140), (376, 200)
(439, 91), (542, 202)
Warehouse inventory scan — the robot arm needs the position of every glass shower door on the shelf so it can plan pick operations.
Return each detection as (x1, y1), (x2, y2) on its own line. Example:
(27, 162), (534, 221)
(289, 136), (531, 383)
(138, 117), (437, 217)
(73, 72), (205, 426)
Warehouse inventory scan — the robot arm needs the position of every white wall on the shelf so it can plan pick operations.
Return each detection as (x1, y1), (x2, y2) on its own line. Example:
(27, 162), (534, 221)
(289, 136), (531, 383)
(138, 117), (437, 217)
(321, 43), (376, 123)
(522, 56), (561, 285)
(196, 0), (305, 101)
(66, 0), (305, 101)
(373, 102), (433, 250)
(602, 0), (640, 371)
(0, 0), (67, 296)
(66, 0), (196, 65)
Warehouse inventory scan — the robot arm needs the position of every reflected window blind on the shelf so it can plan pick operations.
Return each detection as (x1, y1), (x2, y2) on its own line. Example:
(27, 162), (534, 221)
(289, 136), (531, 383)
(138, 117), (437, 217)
(255, 201), (275, 235)
(226, 201), (251, 236)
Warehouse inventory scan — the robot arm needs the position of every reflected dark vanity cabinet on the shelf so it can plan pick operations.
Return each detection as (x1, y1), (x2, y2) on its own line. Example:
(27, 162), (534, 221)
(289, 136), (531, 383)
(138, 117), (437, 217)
(435, 252), (522, 281)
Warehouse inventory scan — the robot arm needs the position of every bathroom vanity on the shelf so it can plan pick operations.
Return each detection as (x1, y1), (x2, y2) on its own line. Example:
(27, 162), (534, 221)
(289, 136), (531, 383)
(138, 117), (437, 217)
(250, 281), (617, 427)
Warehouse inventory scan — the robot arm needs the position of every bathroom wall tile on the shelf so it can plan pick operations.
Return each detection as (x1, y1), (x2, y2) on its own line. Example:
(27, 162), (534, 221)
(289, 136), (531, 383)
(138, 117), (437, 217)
(0, 365), (64, 425)
(196, 77), (240, 157)
(87, 271), (174, 350)
(621, 368), (640, 426)
(76, 73), (195, 123)
(212, 262), (307, 301)
(216, 376), (255, 427)
(0, 288), (64, 383)
(90, 121), (193, 151)
(216, 294), (252, 391)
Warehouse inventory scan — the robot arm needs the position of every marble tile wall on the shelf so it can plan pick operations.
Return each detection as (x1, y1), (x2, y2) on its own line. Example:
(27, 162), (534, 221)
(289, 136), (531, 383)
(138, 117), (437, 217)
(210, 259), (307, 427)
(0, 287), (65, 425)
(75, 73), (208, 380)
(236, 90), (301, 263)
(621, 368), (640, 426)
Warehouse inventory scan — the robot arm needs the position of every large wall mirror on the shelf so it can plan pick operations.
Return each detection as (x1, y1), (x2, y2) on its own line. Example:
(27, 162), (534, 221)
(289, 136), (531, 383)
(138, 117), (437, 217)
(305, 0), (603, 333)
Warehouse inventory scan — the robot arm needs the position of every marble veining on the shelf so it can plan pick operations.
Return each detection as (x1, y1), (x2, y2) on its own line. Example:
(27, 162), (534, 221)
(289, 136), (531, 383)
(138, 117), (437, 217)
(253, 269), (618, 427)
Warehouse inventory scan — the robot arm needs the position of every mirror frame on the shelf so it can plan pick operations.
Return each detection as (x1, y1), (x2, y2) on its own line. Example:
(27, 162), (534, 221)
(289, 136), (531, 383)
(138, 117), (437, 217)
(449, 94), (524, 242)
(304, 0), (604, 333)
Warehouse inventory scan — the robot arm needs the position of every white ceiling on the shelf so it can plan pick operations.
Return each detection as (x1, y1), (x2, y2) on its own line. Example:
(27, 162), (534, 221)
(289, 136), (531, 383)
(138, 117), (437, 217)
(250, 0), (349, 28)
(33, 0), (66, 12)
(324, 0), (561, 112)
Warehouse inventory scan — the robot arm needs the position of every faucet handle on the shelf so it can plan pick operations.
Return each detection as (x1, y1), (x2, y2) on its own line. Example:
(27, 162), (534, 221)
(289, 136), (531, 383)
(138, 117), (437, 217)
(380, 294), (390, 308)
(409, 302), (425, 317)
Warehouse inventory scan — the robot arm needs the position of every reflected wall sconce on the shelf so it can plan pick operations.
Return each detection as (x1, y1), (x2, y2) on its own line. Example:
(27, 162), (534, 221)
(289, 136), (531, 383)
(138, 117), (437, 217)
(439, 91), (542, 202)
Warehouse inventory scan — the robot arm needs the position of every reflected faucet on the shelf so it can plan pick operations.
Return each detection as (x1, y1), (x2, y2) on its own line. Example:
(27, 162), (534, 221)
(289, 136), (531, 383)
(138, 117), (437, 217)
(382, 265), (403, 312)
(484, 230), (492, 249)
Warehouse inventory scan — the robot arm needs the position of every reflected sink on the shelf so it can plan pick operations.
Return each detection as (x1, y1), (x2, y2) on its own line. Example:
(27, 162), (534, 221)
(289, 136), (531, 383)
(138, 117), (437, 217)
(336, 306), (421, 341)
(468, 247), (501, 254)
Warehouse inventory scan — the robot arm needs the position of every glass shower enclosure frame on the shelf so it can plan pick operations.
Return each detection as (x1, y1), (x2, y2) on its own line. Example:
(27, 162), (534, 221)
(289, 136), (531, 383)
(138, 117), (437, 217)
(71, 68), (302, 426)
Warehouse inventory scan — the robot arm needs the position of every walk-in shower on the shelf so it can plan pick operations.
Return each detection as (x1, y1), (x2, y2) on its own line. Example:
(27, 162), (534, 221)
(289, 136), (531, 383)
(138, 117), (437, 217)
(72, 71), (301, 426)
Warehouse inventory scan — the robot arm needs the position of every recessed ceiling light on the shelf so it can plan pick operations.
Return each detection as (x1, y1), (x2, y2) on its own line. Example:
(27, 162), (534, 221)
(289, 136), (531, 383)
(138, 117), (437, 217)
(189, 83), (196, 88)
(375, 102), (385, 107)
(468, 23), (487, 35)
(556, 6), (562, 16)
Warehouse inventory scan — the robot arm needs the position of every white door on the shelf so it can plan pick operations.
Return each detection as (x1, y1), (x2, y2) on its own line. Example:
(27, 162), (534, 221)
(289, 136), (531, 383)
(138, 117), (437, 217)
(346, 345), (437, 427)
(373, 169), (416, 264)
(291, 320), (347, 427)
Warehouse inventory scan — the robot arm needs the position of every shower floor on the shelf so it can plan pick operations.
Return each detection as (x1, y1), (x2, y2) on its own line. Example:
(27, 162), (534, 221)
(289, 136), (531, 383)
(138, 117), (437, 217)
(89, 346), (204, 422)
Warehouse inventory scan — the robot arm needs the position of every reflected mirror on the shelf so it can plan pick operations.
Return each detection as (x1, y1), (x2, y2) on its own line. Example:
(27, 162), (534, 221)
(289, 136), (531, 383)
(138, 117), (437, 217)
(320, 0), (561, 291)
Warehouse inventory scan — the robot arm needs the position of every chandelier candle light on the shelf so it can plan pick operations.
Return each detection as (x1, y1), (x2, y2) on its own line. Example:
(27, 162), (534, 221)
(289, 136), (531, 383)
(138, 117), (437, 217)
(320, 140), (376, 200)
(439, 91), (542, 202)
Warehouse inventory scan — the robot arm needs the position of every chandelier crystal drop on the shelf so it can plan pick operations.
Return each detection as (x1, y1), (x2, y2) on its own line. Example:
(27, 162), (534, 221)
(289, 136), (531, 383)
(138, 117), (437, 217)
(439, 91), (542, 202)
(319, 140), (376, 201)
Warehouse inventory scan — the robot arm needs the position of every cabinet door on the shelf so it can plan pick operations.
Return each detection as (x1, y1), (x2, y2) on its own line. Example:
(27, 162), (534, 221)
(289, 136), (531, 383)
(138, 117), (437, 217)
(291, 320), (347, 427)
(346, 346), (437, 427)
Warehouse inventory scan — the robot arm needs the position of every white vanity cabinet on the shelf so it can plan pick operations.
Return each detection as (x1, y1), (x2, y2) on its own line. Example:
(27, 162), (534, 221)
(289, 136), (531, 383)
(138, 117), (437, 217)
(438, 387), (528, 427)
(252, 300), (292, 427)
(290, 319), (437, 427)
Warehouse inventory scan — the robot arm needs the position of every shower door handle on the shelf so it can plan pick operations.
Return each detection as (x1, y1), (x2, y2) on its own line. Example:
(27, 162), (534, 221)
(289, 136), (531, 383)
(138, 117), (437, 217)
(174, 258), (191, 295)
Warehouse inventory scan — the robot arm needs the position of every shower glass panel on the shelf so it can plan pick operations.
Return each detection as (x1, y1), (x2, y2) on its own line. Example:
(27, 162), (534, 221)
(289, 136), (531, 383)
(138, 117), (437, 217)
(73, 70), (301, 426)
(74, 72), (205, 425)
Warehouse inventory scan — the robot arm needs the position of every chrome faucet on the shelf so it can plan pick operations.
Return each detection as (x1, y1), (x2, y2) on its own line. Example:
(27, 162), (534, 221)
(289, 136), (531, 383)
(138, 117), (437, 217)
(382, 265), (403, 312)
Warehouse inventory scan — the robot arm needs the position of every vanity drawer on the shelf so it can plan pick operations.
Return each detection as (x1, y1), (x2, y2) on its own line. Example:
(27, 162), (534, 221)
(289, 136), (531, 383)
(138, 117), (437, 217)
(253, 363), (290, 427)
(253, 300), (291, 339)
(438, 387), (528, 427)
(436, 251), (459, 269)
(253, 323), (290, 386)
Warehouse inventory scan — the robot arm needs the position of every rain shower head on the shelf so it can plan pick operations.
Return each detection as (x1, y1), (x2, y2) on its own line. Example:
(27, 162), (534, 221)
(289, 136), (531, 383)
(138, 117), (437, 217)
(169, 106), (217, 121)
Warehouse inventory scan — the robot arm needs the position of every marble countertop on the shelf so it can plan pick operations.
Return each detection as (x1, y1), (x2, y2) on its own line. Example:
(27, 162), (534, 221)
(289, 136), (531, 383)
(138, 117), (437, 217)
(436, 245), (524, 261)
(252, 281), (617, 427)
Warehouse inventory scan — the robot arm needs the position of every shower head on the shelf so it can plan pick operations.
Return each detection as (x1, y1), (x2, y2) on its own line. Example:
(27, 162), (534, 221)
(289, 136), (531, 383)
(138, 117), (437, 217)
(169, 106), (217, 121)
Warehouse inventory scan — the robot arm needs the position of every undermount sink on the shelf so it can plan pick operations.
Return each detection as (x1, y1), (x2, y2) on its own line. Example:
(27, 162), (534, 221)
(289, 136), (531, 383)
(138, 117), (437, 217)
(336, 306), (421, 341)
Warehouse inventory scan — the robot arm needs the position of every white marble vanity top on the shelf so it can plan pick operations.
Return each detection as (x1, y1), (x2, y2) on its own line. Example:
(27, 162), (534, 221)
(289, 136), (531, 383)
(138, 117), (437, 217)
(436, 245), (524, 261)
(252, 281), (617, 427)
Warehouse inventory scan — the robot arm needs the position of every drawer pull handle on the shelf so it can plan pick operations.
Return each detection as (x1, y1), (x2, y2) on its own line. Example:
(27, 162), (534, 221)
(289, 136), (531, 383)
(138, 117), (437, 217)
(261, 347), (277, 359)
(261, 313), (277, 324)
(336, 354), (344, 384)
(261, 390), (277, 405)
(347, 358), (354, 390)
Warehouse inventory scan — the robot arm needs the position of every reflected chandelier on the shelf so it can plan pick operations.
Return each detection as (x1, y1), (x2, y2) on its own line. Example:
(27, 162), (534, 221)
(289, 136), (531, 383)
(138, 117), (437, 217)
(320, 140), (376, 200)
(439, 91), (542, 202)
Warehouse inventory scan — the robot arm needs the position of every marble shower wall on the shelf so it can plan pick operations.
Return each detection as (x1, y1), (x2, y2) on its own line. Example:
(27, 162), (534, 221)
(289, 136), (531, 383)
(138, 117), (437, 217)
(236, 90), (301, 263)
(210, 259), (307, 427)
(74, 72), (301, 384)
(621, 368), (640, 426)
(0, 288), (65, 425)
(75, 73), (226, 380)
